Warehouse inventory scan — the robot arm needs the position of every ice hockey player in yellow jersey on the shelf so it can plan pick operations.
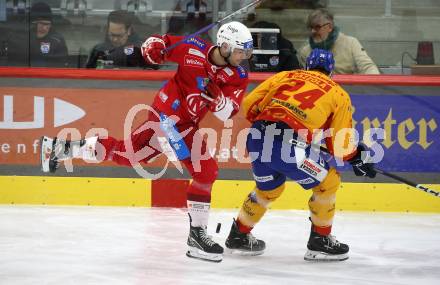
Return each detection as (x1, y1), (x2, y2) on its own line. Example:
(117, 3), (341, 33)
(225, 48), (377, 261)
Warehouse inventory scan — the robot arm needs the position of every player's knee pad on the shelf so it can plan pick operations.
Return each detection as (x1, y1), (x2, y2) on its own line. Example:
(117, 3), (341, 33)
(308, 168), (341, 227)
(238, 184), (285, 228)
(255, 184), (285, 205)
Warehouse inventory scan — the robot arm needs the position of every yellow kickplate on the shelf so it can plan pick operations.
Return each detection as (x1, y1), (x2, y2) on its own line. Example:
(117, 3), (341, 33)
(0, 176), (151, 207)
(212, 180), (440, 213)
(1, 176), (439, 212)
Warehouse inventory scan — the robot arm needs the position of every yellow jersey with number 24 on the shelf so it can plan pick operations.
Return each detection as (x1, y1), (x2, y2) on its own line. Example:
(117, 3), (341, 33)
(243, 70), (356, 160)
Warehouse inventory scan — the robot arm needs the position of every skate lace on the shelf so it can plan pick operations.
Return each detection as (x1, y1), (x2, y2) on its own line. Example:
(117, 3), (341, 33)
(327, 235), (340, 247)
(199, 228), (216, 247)
(246, 233), (258, 247)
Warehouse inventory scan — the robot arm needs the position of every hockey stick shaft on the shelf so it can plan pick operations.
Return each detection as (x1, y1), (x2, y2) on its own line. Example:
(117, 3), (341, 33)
(313, 144), (440, 198)
(163, 0), (264, 53)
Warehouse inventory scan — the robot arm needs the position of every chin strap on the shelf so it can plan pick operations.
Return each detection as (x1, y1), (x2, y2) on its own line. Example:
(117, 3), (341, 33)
(218, 46), (232, 65)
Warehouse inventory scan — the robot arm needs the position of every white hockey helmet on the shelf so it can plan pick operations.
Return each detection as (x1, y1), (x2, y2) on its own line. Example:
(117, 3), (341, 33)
(216, 21), (253, 59)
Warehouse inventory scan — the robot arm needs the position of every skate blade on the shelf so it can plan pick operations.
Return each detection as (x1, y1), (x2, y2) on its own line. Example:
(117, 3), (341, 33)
(226, 247), (264, 256)
(40, 136), (53, 173)
(186, 247), (223, 263)
(304, 250), (349, 262)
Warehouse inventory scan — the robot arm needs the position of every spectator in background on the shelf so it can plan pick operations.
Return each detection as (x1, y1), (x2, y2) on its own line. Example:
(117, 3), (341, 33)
(249, 21), (301, 72)
(86, 10), (157, 69)
(7, 1), (68, 67)
(299, 8), (380, 74)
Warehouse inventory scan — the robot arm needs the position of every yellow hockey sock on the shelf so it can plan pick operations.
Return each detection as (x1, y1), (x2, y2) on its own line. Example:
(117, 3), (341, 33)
(237, 184), (285, 232)
(308, 167), (341, 229)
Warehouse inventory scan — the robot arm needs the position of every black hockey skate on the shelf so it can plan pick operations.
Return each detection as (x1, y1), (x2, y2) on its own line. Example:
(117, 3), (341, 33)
(225, 219), (265, 256)
(40, 136), (71, 173)
(304, 230), (349, 261)
(186, 225), (224, 263)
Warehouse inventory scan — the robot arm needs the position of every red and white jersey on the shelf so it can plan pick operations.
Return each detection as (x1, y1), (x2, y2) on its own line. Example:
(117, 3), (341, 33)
(152, 35), (249, 124)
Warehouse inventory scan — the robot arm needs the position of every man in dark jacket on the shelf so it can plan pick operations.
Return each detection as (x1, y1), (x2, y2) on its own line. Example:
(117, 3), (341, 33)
(7, 1), (68, 67)
(86, 10), (157, 69)
(249, 21), (301, 72)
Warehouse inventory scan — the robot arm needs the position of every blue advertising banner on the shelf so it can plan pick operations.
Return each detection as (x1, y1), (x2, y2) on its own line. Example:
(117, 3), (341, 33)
(350, 94), (440, 172)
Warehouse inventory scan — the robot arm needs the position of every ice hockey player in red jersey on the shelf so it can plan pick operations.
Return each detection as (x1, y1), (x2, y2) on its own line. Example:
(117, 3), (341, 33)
(40, 21), (253, 263)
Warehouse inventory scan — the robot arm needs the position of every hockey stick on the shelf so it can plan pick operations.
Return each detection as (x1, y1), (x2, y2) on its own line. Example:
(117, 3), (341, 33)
(163, 0), (264, 53)
(312, 144), (440, 198)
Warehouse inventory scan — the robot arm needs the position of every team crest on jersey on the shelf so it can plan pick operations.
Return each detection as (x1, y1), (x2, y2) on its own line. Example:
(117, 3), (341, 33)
(186, 93), (206, 117)
(184, 37), (206, 50)
(237, 65), (247, 78)
(184, 55), (204, 68)
(269, 56), (279, 66)
(124, 45), (134, 55)
(188, 48), (206, 59)
(40, 42), (50, 54)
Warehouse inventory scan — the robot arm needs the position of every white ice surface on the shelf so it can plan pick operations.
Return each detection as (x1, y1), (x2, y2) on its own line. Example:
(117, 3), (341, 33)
(0, 206), (439, 285)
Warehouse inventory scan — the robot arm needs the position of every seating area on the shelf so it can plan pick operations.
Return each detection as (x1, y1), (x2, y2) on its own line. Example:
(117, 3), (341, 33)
(0, 0), (439, 71)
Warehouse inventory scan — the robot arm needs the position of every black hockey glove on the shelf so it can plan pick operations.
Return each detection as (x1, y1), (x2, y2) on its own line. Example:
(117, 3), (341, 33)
(348, 143), (377, 178)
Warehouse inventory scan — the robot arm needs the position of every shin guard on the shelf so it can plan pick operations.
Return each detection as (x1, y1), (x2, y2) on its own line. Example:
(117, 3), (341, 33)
(308, 168), (340, 235)
(237, 184), (285, 233)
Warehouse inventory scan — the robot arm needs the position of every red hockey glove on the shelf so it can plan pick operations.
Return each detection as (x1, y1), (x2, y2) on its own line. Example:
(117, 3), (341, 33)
(141, 35), (166, 65)
(200, 81), (226, 112)
(348, 143), (377, 178)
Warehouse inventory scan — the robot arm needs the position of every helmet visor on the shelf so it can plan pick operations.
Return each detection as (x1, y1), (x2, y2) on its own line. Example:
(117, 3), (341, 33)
(233, 47), (254, 60)
(234, 40), (254, 59)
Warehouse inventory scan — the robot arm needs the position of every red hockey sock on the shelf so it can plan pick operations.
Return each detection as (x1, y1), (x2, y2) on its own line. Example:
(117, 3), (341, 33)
(236, 218), (253, 234)
(313, 224), (332, 236)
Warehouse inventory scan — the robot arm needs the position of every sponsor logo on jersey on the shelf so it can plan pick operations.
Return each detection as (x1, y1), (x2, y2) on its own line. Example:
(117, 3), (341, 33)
(124, 45), (134, 55)
(247, 191), (258, 203)
(40, 42), (50, 54)
(299, 159), (322, 177)
(296, 177), (315, 185)
(159, 113), (190, 160)
(171, 99), (180, 110)
(159, 92), (168, 103)
(271, 98), (307, 119)
(196, 76), (209, 91)
(184, 55), (204, 68)
(233, 89), (243, 98)
(184, 37), (206, 50)
(210, 65), (219, 73)
(237, 65), (247, 78)
(222, 67), (234, 77)
(217, 74), (227, 83)
(253, 174), (274, 183)
(188, 48), (206, 59)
